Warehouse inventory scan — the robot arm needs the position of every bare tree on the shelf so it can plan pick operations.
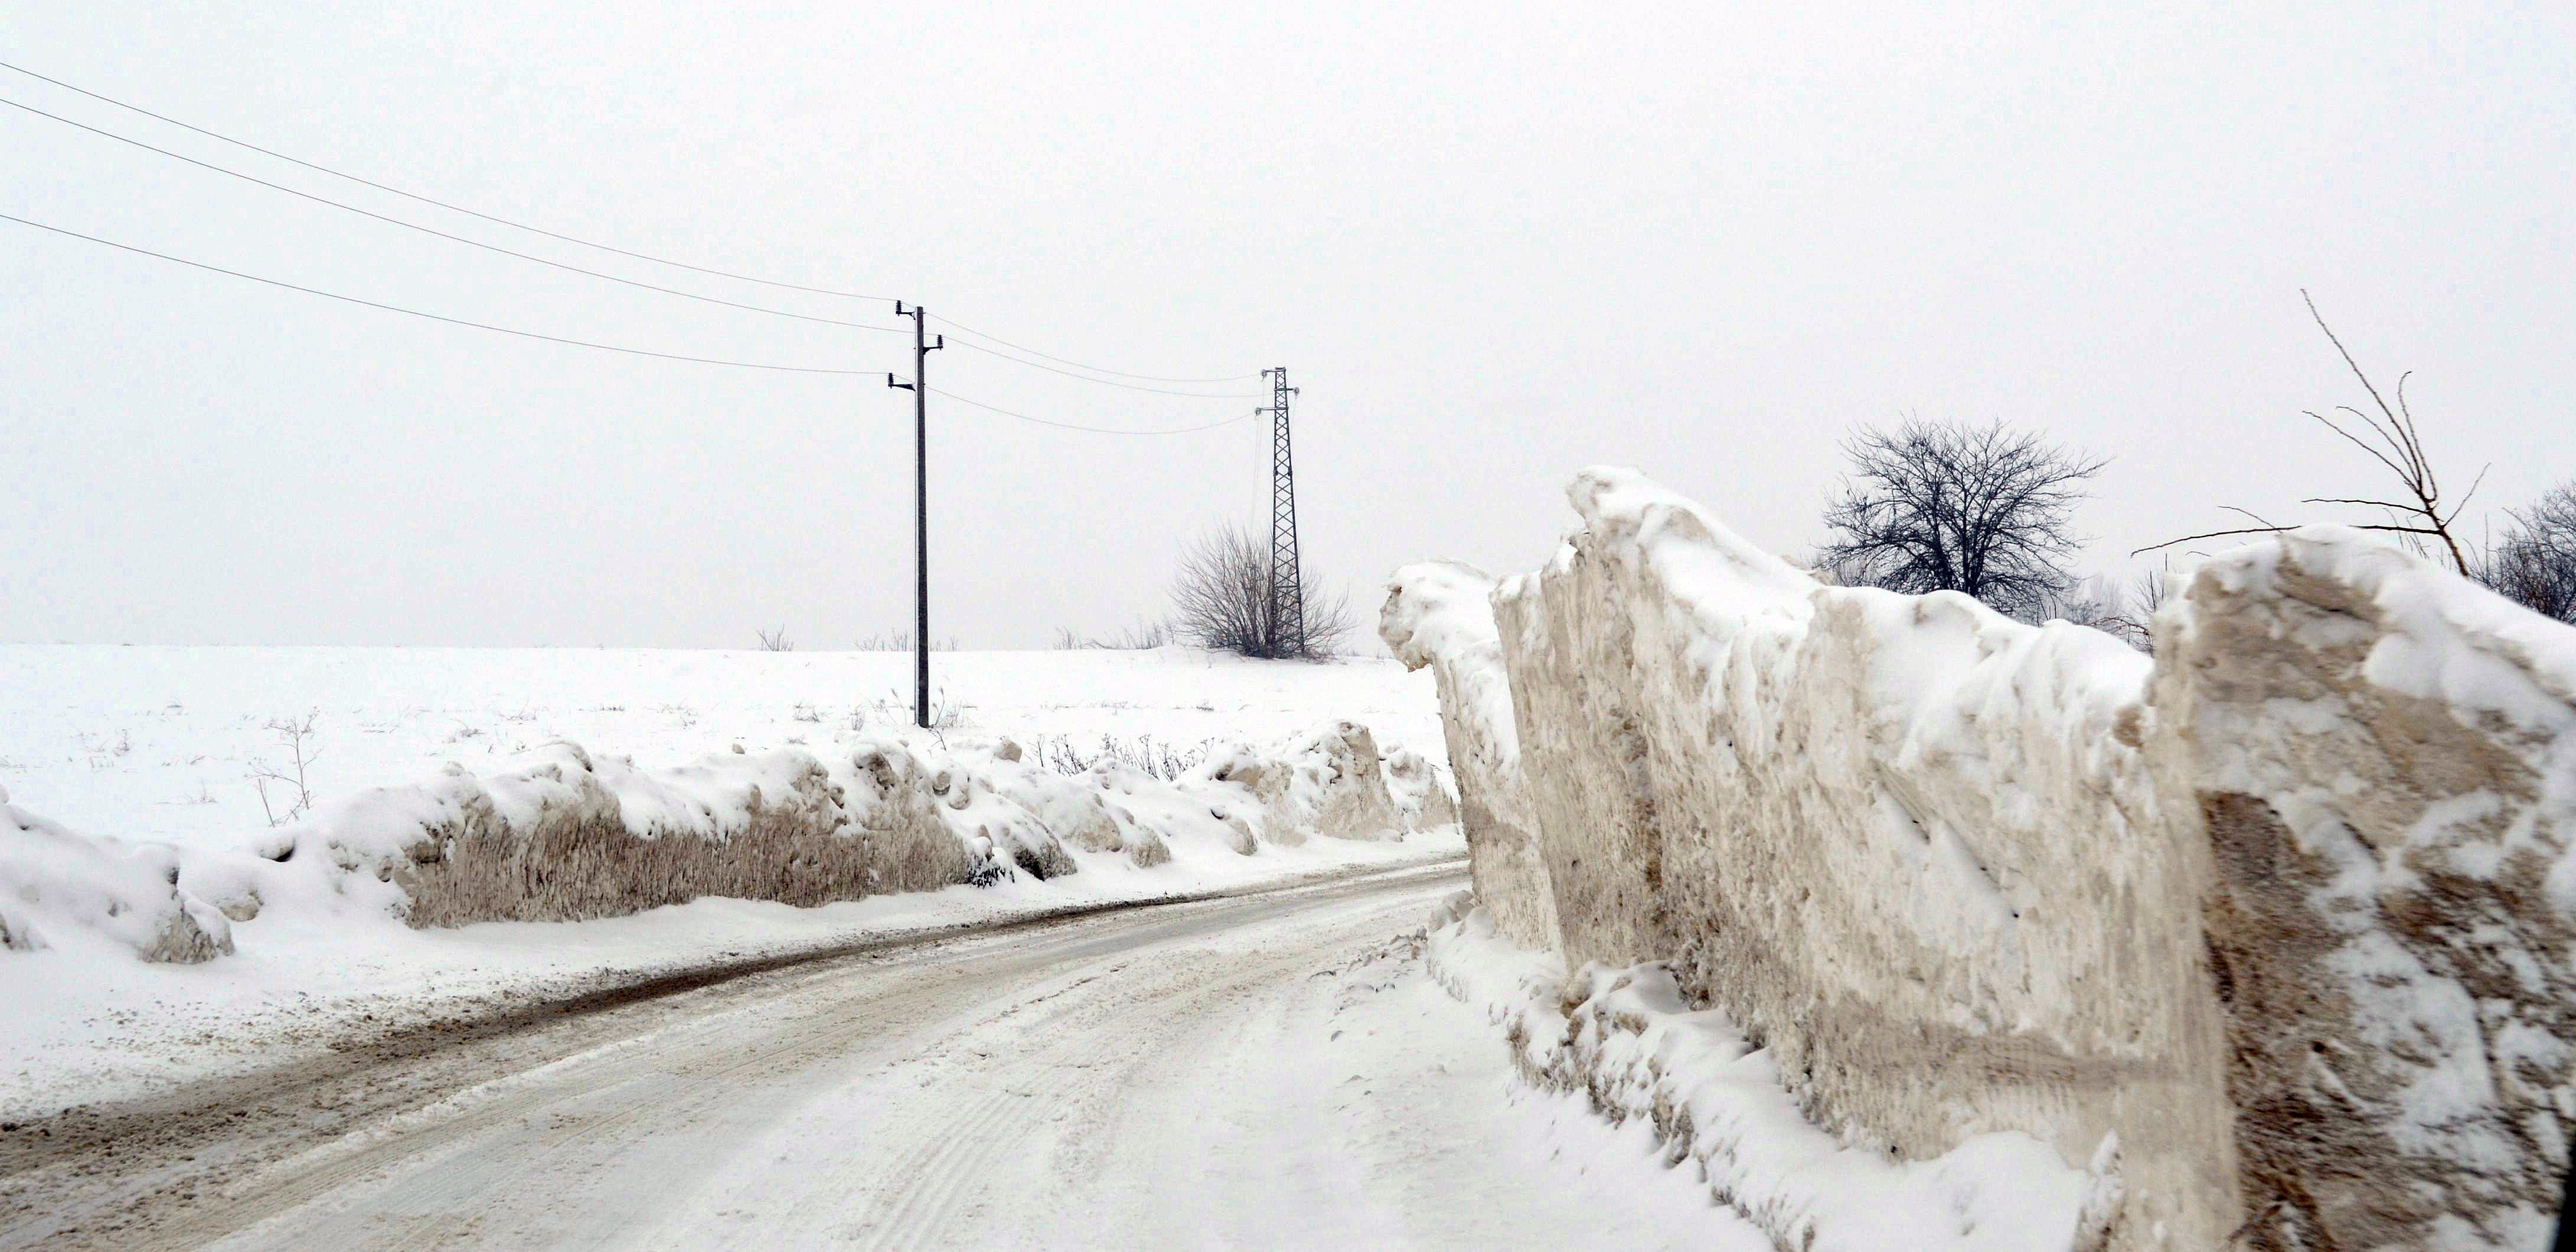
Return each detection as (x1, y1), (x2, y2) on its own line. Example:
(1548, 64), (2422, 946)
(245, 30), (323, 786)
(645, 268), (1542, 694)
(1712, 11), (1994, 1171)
(1168, 523), (1355, 659)
(1817, 417), (2109, 620)
(2476, 482), (2576, 623)
(2140, 292), (2487, 574)
(756, 625), (794, 652)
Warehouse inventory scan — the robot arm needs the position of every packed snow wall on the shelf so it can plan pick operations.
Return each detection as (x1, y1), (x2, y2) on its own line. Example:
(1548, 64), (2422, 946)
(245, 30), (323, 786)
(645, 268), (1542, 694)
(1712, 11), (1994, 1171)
(2152, 532), (2576, 1249)
(1382, 561), (1558, 951)
(1383, 468), (2576, 1251)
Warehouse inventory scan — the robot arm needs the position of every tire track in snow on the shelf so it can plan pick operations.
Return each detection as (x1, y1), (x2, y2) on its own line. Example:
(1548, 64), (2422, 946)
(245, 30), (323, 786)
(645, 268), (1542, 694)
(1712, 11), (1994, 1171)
(821, 888), (1452, 1249)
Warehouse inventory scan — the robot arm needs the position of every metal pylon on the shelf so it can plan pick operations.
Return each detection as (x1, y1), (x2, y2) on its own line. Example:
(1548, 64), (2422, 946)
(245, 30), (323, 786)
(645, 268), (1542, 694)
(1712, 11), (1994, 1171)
(1265, 367), (1302, 658)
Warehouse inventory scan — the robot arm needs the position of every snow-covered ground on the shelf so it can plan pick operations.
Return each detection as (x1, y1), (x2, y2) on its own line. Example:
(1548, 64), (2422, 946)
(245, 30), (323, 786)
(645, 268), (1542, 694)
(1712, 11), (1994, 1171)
(1428, 907), (2105, 1250)
(0, 645), (1441, 848)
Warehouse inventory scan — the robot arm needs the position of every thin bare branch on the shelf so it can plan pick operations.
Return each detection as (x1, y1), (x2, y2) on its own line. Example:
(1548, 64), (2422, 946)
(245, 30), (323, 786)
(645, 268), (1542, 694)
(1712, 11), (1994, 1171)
(2394, 371), (2433, 491)
(2132, 527), (2294, 558)
(2306, 410), (2414, 484)
(2303, 289), (2407, 449)
(2253, 293), (2473, 574)
(2441, 463), (2493, 527)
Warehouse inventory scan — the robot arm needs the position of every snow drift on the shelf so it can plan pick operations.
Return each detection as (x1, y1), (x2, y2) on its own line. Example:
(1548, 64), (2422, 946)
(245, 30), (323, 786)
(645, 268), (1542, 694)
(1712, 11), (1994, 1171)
(1383, 467), (2576, 1251)
(1, 784), (232, 963)
(3, 720), (1456, 958)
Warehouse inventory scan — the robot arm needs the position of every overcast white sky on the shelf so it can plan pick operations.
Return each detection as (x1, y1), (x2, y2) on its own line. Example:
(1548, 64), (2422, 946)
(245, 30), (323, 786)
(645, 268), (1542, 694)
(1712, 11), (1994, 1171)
(5, 2), (2570, 649)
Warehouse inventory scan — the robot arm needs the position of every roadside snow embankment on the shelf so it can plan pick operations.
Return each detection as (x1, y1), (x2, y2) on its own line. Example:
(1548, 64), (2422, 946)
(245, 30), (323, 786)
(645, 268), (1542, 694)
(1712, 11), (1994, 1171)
(1385, 467), (2576, 1251)
(1, 785), (231, 963)
(4, 719), (1448, 946)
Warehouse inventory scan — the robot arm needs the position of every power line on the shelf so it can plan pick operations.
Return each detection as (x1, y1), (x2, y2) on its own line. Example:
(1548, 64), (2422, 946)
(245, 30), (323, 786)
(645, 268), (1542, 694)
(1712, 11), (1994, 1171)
(930, 313), (1263, 384)
(2, 97), (904, 336)
(927, 387), (1263, 436)
(0, 63), (1274, 391)
(8, 210), (1268, 407)
(943, 337), (1260, 397)
(0, 212), (879, 375)
(0, 58), (892, 302)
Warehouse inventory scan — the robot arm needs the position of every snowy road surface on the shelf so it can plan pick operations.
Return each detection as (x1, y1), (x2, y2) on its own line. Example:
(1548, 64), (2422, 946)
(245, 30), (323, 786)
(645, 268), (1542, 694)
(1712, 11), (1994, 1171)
(4, 862), (1760, 1250)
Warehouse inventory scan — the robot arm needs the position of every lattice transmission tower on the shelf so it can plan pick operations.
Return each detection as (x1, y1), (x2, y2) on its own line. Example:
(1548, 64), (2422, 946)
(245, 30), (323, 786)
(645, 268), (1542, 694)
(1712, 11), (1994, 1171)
(1264, 367), (1303, 658)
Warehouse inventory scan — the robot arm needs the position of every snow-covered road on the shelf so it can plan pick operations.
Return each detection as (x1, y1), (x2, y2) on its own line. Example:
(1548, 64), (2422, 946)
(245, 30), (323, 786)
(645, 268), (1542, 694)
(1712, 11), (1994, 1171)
(4, 862), (1760, 1250)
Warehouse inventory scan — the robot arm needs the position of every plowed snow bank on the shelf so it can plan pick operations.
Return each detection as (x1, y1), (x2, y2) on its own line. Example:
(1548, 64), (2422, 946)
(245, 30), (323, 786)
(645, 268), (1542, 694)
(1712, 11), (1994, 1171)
(1, 784), (231, 963)
(8, 720), (1453, 953)
(1386, 466), (2576, 1250)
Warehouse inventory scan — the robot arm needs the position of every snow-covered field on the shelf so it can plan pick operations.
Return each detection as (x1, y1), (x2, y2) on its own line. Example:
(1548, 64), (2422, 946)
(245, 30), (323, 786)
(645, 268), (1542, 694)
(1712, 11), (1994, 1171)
(0, 645), (1442, 848)
(0, 645), (1454, 1115)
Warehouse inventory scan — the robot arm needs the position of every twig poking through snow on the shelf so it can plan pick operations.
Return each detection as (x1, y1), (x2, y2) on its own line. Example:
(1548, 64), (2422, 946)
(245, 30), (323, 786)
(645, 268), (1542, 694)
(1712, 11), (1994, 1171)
(246, 710), (321, 827)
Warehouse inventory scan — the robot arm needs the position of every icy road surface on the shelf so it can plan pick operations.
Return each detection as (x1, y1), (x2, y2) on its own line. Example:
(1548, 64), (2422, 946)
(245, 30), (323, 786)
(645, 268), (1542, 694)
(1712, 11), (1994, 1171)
(2, 863), (1761, 1250)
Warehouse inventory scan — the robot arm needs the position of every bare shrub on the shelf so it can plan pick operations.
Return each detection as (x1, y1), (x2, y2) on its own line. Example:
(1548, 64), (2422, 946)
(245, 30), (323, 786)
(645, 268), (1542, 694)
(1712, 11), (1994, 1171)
(1976, 567), (2172, 653)
(2019, 573), (2121, 631)
(1818, 417), (2108, 620)
(1033, 733), (1214, 782)
(1169, 524), (1356, 659)
(854, 630), (959, 652)
(2130, 566), (2169, 622)
(862, 687), (965, 734)
(2476, 482), (2576, 623)
(394, 756), (975, 928)
(2088, 566), (2172, 652)
(247, 711), (321, 826)
(756, 625), (794, 652)
(1052, 620), (1176, 650)
(1171, 524), (1272, 654)
(1297, 590), (1357, 657)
